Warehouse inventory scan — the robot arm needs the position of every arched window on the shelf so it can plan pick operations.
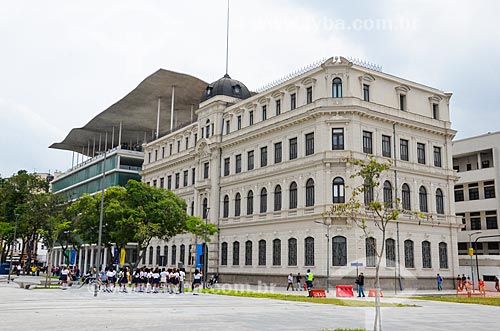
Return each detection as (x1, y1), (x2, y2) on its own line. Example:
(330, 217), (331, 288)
(419, 186), (428, 212)
(247, 190), (254, 215)
(383, 181), (393, 208)
(404, 240), (414, 268)
(202, 198), (208, 219)
(245, 240), (252, 266)
(156, 246), (161, 266)
(436, 189), (444, 215)
(289, 182), (298, 209)
(332, 77), (342, 98)
(163, 245), (168, 267)
(332, 177), (345, 203)
(402, 184), (411, 210)
(364, 179), (374, 205)
(180, 244), (185, 264)
(439, 242), (448, 269)
(273, 239), (281, 266)
(288, 238), (297, 266)
(260, 188), (267, 213)
(385, 238), (395, 267)
(332, 236), (347, 266)
(366, 237), (376, 267)
(306, 178), (315, 207)
(188, 244), (193, 265)
(171, 245), (177, 265)
(235, 193), (241, 217)
(221, 242), (228, 265)
(274, 185), (282, 211)
(148, 246), (153, 265)
(304, 237), (315, 266)
(223, 195), (229, 218)
(422, 240), (432, 268)
(258, 240), (266, 266)
(190, 201), (195, 216)
(232, 241), (240, 266)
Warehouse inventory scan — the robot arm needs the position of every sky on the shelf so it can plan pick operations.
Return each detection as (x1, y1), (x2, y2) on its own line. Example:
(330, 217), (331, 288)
(1, 0), (499, 177)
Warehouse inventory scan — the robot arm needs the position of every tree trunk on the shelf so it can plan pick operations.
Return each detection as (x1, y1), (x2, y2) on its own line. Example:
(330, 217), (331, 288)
(373, 230), (386, 331)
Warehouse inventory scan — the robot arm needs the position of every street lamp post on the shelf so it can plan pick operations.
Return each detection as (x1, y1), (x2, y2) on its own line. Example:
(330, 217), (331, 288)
(203, 207), (210, 289)
(468, 231), (481, 291)
(316, 218), (332, 293)
(7, 214), (20, 284)
(94, 147), (107, 297)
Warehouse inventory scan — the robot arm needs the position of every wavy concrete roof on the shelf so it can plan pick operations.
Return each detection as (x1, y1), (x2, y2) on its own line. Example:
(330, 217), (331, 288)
(50, 69), (207, 155)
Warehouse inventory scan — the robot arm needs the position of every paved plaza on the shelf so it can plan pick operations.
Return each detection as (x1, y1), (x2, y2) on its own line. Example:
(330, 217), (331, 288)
(0, 281), (499, 331)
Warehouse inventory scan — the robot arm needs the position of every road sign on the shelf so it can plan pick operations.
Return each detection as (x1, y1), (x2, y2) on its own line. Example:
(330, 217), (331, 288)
(351, 262), (363, 267)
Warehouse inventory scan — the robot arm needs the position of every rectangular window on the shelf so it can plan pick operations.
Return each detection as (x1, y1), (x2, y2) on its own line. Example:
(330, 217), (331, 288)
(400, 94), (407, 111)
(454, 185), (464, 202)
(185, 137), (189, 150)
(484, 181), (495, 199)
(237, 116), (242, 130)
(486, 215), (498, 230)
(249, 111), (254, 125)
(417, 143), (426, 164)
(247, 150), (254, 170)
(160, 177), (164, 188)
(432, 103), (439, 119)
(262, 105), (267, 121)
(203, 162), (209, 179)
(363, 84), (370, 102)
(400, 139), (409, 161)
(161, 146), (165, 158)
(148, 152), (151, 163)
(434, 146), (442, 167)
(154, 149), (158, 161)
(290, 93), (296, 110)
(276, 99), (281, 115)
(225, 120), (230, 134)
(235, 154), (242, 173)
(289, 138), (297, 160)
(470, 217), (481, 230)
(482, 160), (490, 168)
(194, 133), (197, 144)
(175, 173), (180, 189)
(153, 179), (157, 187)
(306, 87), (312, 104)
(469, 184), (479, 200)
(169, 144), (172, 155)
(382, 135), (391, 157)
(274, 142), (282, 164)
(305, 132), (314, 156)
(191, 168), (195, 185)
(362, 131), (373, 154)
(332, 128), (344, 150)
(224, 158), (230, 176)
(260, 146), (268, 167)
(183, 170), (188, 187)
(177, 140), (181, 152)
(167, 175), (172, 190)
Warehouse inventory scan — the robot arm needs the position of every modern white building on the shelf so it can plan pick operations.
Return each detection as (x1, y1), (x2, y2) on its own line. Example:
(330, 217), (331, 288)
(141, 56), (461, 289)
(452, 131), (500, 282)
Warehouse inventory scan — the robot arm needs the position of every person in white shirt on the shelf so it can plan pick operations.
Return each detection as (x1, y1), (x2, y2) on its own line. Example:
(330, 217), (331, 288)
(106, 268), (114, 293)
(179, 268), (186, 293)
(160, 268), (168, 293)
(60, 266), (71, 290)
(192, 269), (202, 295)
(287, 273), (294, 291)
(152, 268), (160, 293)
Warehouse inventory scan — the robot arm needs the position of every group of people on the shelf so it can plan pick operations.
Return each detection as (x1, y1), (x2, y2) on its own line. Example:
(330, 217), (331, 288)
(79, 266), (204, 295)
(286, 269), (315, 292)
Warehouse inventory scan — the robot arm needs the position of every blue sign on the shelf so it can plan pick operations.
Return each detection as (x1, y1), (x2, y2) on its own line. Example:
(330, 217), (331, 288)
(196, 244), (203, 269)
(114, 247), (119, 264)
(70, 250), (77, 265)
(351, 262), (363, 267)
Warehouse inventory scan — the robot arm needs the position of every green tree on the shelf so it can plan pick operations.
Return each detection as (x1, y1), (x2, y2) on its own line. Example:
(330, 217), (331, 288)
(326, 156), (423, 331)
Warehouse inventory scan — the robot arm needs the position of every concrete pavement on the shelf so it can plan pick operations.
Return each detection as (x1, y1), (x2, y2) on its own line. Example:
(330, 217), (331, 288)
(0, 282), (499, 331)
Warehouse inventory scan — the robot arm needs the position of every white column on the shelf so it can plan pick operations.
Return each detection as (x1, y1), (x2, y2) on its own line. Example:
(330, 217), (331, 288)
(90, 246), (95, 269)
(84, 246), (89, 274)
(78, 248), (83, 270)
(103, 247), (108, 267)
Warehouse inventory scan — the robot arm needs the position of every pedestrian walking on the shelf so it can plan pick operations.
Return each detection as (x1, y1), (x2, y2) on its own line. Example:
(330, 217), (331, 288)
(456, 274), (462, 291)
(436, 274), (443, 291)
(495, 276), (500, 292)
(305, 269), (314, 292)
(286, 273), (294, 291)
(355, 272), (365, 297)
(465, 277), (472, 297)
(461, 274), (467, 292)
(296, 273), (302, 291)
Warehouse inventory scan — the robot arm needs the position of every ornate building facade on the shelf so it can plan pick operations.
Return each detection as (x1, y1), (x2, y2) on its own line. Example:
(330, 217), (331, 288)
(141, 57), (460, 289)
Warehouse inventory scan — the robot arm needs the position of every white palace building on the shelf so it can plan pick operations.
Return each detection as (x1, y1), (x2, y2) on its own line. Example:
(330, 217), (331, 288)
(140, 56), (461, 289)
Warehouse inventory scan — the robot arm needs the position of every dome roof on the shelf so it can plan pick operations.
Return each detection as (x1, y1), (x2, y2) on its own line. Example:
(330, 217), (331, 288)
(200, 74), (251, 102)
